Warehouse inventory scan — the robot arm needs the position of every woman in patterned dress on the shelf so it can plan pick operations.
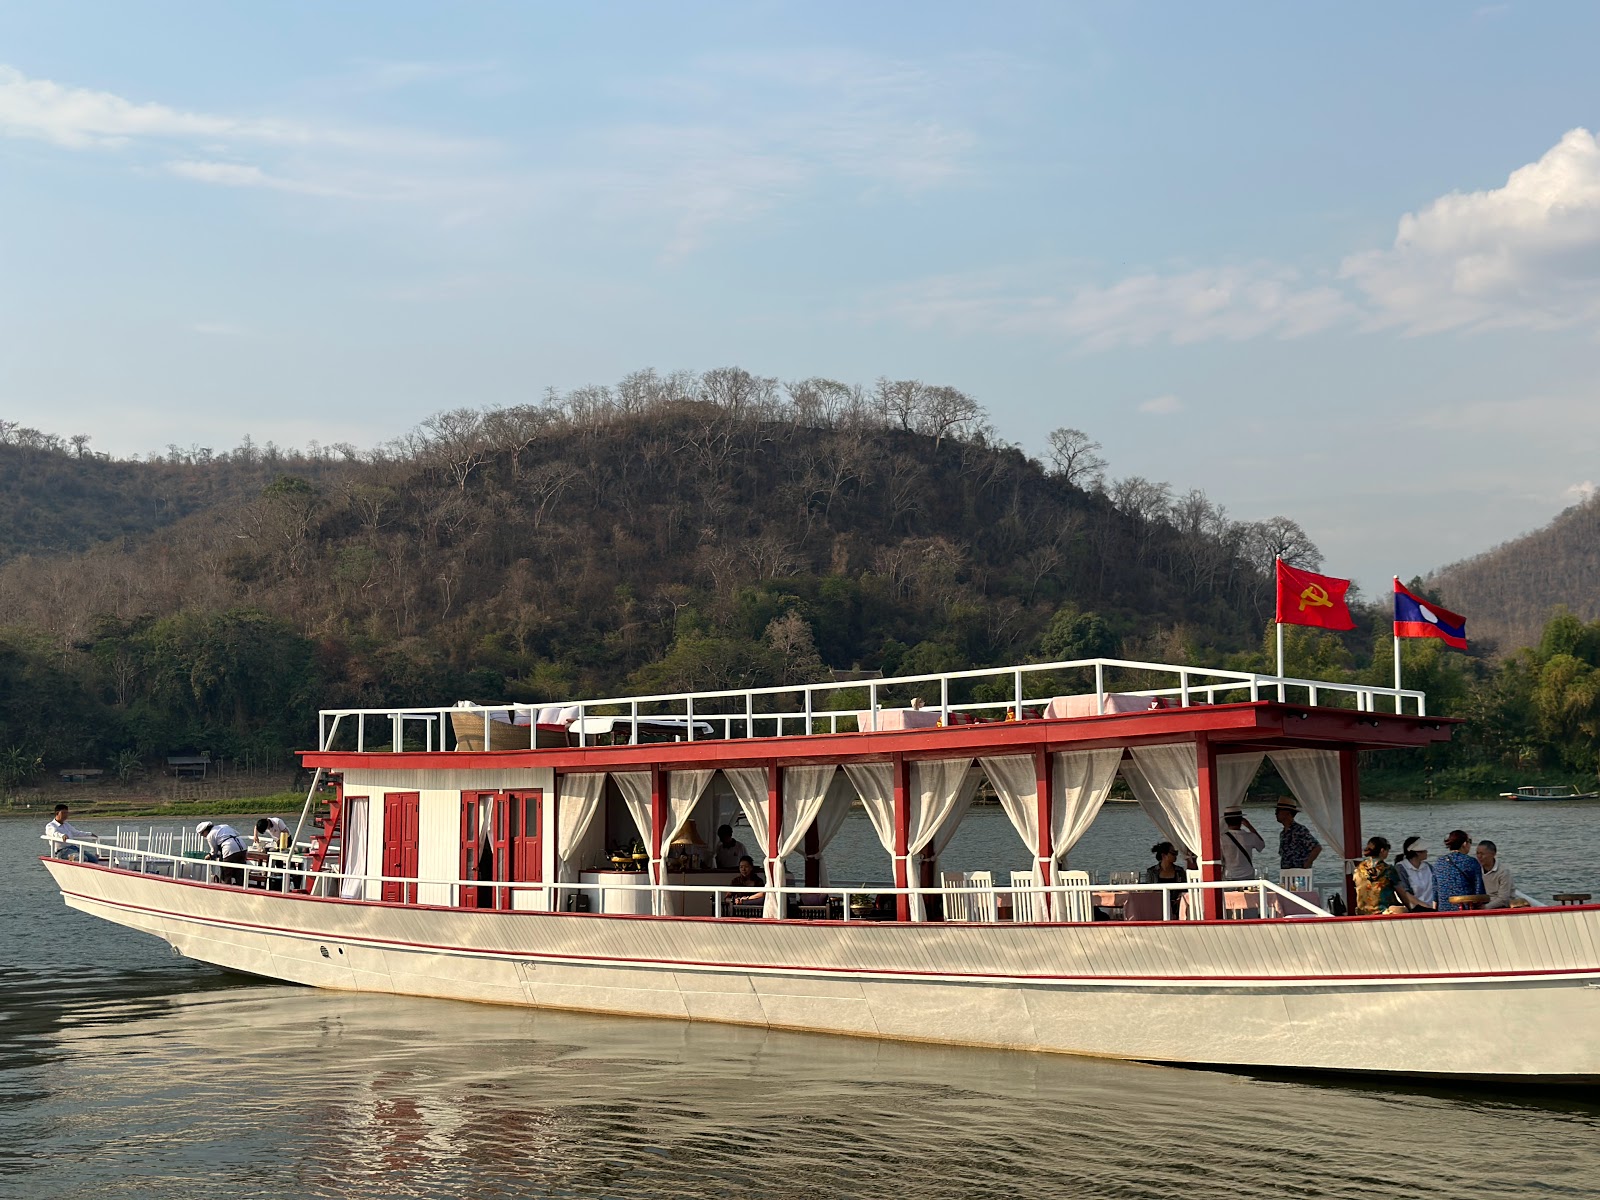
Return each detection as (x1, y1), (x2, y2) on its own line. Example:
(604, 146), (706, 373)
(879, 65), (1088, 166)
(1352, 836), (1402, 914)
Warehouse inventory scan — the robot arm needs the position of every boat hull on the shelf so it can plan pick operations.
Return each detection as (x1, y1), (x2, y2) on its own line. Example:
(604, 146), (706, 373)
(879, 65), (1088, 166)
(44, 859), (1600, 1081)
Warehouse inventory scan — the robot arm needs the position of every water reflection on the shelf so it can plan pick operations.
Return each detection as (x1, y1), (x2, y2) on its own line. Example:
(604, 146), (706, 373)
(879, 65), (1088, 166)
(7, 987), (1597, 1200)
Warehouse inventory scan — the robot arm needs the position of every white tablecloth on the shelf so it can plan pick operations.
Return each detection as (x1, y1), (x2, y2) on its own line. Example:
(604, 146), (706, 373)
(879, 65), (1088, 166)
(1044, 693), (1159, 718)
(855, 708), (944, 731)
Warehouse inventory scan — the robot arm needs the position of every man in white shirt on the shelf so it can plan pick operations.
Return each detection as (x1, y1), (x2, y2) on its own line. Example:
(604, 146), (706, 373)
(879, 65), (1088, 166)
(254, 816), (292, 847)
(43, 804), (101, 862)
(709, 824), (751, 871)
(1477, 839), (1515, 909)
(197, 820), (248, 886)
(1219, 805), (1265, 880)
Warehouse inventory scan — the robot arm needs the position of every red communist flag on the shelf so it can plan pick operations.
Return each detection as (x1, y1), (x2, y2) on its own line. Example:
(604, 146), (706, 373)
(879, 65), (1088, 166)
(1274, 559), (1355, 631)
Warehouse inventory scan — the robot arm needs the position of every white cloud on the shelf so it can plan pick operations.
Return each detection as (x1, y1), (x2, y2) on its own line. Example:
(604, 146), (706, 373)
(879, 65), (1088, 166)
(874, 263), (1353, 349)
(1566, 480), (1597, 503)
(1341, 127), (1600, 334)
(165, 159), (357, 198)
(1138, 393), (1183, 415)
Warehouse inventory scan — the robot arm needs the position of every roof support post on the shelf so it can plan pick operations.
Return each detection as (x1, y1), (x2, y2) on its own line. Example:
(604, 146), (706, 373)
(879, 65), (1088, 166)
(1195, 734), (1222, 920)
(892, 753), (910, 923)
(649, 764), (666, 915)
(1340, 748), (1362, 913)
(1034, 747), (1053, 919)
(766, 762), (783, 918)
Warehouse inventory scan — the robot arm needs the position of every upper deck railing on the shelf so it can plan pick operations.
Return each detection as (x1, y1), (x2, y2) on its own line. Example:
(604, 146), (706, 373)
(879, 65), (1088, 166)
(313, 657), (1427, 754)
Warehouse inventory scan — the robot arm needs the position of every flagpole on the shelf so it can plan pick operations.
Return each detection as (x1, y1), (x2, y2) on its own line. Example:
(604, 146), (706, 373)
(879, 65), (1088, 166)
(1276, 621), (1286, 701)
(1392, 575), (1402, 713)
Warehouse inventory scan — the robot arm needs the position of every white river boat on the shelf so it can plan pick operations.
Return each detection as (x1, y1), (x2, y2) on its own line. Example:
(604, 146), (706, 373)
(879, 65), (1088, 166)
(39, 656), (1600, 1083)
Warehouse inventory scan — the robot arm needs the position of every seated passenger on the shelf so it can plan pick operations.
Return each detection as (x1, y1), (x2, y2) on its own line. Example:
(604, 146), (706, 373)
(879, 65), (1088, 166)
(727, 855), (765, 907)
(1144, 841), (1186, 886)
(1394, 837), (1434, 911)
(43, 804), (101, 862)
(1476, 840), (1515, 909)
(1431, 830), (1487, 911)
(1352, 836), (1402, 914)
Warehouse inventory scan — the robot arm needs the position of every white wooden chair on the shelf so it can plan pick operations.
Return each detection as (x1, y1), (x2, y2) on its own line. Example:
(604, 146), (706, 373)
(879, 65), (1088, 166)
(965, 870), (997, 923)
(113, 828), (140, 869)
(1184, 875), (1205, 921)
(147, 828), (175, 874)
(1279, 869), (1315, 892)
(1010, 870), (1037, 923)
(1058, 869), (1093, 922)
(941, 870), (971, 921)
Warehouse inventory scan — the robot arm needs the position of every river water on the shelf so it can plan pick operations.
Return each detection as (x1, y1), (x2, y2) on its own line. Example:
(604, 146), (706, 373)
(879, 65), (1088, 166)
(6, 802), (1599, 1199)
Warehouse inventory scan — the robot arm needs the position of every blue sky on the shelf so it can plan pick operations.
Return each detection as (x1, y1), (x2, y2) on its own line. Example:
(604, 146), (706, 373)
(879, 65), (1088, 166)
(3, 1), (1600, 594)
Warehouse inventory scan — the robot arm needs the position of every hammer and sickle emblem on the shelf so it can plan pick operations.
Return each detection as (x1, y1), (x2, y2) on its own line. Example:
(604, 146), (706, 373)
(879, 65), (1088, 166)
(1298, 584), (1332, 612)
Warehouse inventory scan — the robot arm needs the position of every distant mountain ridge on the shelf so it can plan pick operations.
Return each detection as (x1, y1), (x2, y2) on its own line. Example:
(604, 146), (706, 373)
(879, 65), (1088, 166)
(1429, 493), (1600, 654)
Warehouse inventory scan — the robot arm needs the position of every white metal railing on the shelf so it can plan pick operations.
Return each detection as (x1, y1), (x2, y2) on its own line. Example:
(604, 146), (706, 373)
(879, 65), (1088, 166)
(312, 656), (1428, 753)
(49, 833), (1332, 922)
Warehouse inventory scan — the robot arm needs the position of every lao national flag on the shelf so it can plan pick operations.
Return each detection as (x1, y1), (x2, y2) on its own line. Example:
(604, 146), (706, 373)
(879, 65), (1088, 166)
(1393, 581), (1467, 650)
(1275, 560), (1356, 631)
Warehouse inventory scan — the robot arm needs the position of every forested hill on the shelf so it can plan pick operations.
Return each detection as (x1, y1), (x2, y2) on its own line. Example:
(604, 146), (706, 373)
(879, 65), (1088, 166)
(1430, 492), (1600, 653)
(0, 369), (1319, 770)
(0, 425), (356, 562)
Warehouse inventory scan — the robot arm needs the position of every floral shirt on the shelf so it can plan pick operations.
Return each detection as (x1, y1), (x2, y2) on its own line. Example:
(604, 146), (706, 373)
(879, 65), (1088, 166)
(1353, 857), (1401, 915)
(1431, 851), (1486, 912)
(1278, 820), (1320, 869)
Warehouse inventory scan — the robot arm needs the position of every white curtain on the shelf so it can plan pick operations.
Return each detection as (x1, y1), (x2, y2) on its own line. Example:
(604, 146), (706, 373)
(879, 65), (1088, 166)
(556, 773), (606, 884)
(722, 767), (773, 912)
(612, 772), (653, 849)
(610, 771), (659, 911)
(340, 795), (369, 900)
(1051, 748), (1125, 865)
(811, 770), (856, 885)
(979, 754), (1039, 863)
(1218, 752), (1264, 812)
(767, 764), (839, 917)
(666, 769), (714, 844)
(842, 761), (897, 901)
(1120, 759), (1184, 854)
(907, 758), (980, 921)
(1126, 744), (1202, 861)
(1269, 748), (1348, 860)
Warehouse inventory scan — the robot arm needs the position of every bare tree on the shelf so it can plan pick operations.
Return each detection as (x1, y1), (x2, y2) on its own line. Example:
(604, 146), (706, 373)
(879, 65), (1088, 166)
(917, 385), (987, 449)
(1245, 515), (1322, 572)
(1045, 428), (1107, 490)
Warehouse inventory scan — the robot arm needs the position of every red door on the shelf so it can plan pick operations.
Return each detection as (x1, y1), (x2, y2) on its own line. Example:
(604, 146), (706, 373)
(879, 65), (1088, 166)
(460, 792), (512, 909)
(509, 790), (542, 894)
(382, 792), (420, 903)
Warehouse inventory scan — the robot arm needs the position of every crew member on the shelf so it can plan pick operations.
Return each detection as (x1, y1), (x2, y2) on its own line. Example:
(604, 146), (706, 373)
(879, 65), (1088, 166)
(710, 823), (750, 871)
(255, 816), (292, 847)
(197, 820), (248, 886)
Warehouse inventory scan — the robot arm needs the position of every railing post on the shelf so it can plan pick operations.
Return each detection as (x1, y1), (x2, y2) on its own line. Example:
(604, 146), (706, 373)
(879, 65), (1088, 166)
(1094, 662), (1105, 712)
(745, 691), (754, 739)
(940, 673), (950, 724)
(686, 696), (695, 741)
(1013, 669), (1023, 719)
(804, 686), (813, 736)
(869, 683), (878, 731)
(631, 700), (638, 745)
(577, 703), (587, 747)
(356, 715), (365, 753)
(1179, 670), (1190, 708)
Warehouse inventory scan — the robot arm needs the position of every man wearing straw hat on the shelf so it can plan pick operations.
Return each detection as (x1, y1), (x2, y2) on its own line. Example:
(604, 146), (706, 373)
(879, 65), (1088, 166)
(1220, 805), (1265, 880)
(1274, 797), (1321, 871)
